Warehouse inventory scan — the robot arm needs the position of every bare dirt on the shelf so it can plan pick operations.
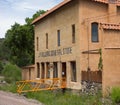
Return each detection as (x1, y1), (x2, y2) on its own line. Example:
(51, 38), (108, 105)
(0, 91), (43, 105)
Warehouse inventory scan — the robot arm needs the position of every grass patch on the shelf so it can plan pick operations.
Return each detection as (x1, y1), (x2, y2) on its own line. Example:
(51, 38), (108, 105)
(111, 87), (120, 104)
(26, 90), (103, 105)
(0, 83), (17, 93)
(0, 83), (116, 105)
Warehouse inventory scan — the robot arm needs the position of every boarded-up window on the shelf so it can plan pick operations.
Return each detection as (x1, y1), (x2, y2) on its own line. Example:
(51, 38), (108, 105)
(57, 30), (60, 46)
(72, 24), (75, 43)
(36, 37), (39, 51)
(46, 33), (48, 49)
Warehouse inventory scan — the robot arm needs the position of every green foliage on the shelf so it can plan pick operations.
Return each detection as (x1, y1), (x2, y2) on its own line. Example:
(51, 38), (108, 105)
(98, 48), (103, 70)
(4, 23), (34, 67)
(2, 63), (21, 83)
(0, 38), (10, 61)
(4, 10), (46, 67)
(25, 10), (46, 24)
(111, 87), (120, 103)
(0, 61), (3, 74)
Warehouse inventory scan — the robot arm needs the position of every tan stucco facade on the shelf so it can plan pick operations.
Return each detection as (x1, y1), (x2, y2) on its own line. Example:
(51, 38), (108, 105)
(33, 0), (120, 94)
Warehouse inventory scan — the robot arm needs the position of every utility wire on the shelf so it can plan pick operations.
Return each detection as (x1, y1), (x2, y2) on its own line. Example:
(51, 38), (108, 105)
(84, 12), (120, 22)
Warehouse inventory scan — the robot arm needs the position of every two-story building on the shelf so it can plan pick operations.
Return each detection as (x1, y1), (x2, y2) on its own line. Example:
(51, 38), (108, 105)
(32, 0), (120, 95)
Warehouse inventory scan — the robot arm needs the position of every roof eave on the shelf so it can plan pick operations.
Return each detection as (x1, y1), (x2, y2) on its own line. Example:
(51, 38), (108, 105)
(32, 0), (72, 25)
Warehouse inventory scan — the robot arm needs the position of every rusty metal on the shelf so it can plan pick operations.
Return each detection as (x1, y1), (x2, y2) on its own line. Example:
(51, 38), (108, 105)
(16, 78), (66, 94)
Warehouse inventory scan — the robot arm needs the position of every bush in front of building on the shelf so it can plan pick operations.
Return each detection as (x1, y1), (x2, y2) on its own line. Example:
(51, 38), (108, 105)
(2, 63), (21, 83)
(111, 87), (120, 104)
(0, 61), (4, 74)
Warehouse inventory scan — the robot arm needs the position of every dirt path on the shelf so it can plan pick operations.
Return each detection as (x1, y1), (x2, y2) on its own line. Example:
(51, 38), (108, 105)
(0, 91), (43, 105)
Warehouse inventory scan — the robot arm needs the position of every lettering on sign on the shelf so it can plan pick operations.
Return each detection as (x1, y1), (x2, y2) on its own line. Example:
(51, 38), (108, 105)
(39, 47), (72, 57)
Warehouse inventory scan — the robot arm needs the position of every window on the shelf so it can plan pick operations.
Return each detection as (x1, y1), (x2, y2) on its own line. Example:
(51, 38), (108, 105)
(46, 33), (48, 49)
(37, 63), (40, 78)
(53, 62), (58, 78)
(57, 30), (60, 46)
(91, 22), (99, 42)
(72, 24), (75, 43)
(36, 37), (39, 51)
(70, 61), (77, 82)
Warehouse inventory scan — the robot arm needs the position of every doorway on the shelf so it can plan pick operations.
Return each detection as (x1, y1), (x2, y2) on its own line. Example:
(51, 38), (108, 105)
(62, 62), (67, 87)
(37, 63), (40, 78)
(41, 63), (45, 79)
(29, 68), (31, 80)
(62, 62), (66, 78)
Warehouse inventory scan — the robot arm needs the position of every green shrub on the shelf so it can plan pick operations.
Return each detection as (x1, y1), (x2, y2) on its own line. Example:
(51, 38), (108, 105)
(0, 61), (3, 74)
(111, 87), (120, 103)
(2, 63), (21, 83)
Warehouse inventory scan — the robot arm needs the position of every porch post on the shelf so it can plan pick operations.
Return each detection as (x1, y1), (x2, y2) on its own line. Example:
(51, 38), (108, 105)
(67, 61), (71, 87)
(50, 62), (53, 79)
(44, 62), (47, 79)
(58, 61), (62, 78)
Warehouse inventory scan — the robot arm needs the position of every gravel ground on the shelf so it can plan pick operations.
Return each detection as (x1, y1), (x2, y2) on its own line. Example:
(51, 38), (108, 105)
(0, 91), (43, 105)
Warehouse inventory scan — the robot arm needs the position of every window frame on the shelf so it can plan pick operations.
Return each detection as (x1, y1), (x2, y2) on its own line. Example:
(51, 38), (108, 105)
(72, 24), (76, 43)
(91, 22), (99, 42)
(57, 30), (61, 46)
(70, 61), (77, 82)
(46, 33), (48, 49)
(36, 37), (39, 51)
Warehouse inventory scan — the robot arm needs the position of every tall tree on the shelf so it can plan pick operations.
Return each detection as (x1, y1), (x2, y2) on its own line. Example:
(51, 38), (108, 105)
(0, 38), (10, 61)
(4, 10), (46, 67)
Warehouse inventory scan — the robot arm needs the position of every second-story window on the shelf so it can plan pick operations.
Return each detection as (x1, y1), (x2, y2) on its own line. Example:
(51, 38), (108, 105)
(46, 33), (48, 49)
(57, 30), (60, 46)
(91, 22), (99, 42)
(72, 24), (75, 43)
(36, 37), (39, 51)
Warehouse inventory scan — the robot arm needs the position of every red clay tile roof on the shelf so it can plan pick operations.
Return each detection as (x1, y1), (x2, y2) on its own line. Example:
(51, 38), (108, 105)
(116, 0), (120, 6)
(93, 0), (120, 6)
(22, 65), (35, 69)
(92, 0), (108, 4)
(100, 23), (120, 30)
(32, 0), (72, 24)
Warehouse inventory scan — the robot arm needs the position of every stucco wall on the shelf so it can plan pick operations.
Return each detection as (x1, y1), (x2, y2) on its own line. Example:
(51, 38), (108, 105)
(34, 0), (81, 89)
(33, 0), (120, 92)
(103, 49), (120, 96)
(102, 29), (120, 95)
(22, 68), (35, 80)
(79, 0), (108, 71)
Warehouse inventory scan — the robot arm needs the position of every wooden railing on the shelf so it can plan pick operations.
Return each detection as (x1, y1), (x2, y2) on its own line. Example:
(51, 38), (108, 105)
(81, 71), (102, 83)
